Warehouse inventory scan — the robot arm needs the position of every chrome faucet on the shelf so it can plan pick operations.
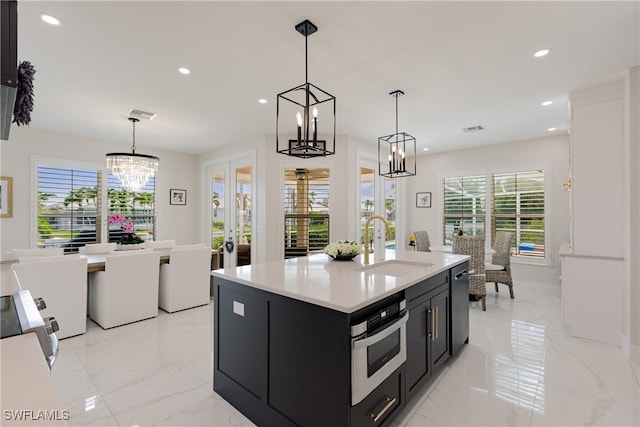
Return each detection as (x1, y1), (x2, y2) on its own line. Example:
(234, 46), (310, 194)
(363, 215), (391, 265)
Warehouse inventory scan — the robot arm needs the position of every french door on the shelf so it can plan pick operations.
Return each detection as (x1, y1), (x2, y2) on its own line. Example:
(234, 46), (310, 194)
(206, 155), (254, 269)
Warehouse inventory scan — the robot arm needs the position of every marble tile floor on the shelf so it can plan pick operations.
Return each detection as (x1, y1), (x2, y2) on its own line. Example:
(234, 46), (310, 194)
(51, 282), (639, 427)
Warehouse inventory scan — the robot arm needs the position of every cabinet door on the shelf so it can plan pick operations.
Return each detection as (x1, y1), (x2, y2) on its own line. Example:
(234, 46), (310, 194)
(430, 288), (450, 370)
(216, 283), (267, 399)
(268, 298), (350, 427)
(406, 298), (430, 396)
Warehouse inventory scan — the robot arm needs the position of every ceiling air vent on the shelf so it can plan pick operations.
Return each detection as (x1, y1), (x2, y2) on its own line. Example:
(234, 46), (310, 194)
(462, 125), (484, 133)
(127, 109), (157, 121)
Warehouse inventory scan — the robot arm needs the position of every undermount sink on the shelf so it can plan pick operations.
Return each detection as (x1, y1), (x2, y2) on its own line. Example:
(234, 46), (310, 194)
(357, 260), (433, 277)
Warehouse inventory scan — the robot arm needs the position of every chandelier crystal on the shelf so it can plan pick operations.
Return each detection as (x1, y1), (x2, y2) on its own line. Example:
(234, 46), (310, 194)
(106, 117), (159, 192)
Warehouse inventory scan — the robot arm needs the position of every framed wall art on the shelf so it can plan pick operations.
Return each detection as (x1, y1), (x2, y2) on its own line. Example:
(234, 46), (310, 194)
(0, 176), (13, 218)
(416, 191), (431, 208)
(170, 188), (187, 206)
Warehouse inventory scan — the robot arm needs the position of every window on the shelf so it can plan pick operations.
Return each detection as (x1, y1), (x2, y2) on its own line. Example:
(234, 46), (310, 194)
(491, 170), (545, 258)
(37, 164), (101, 252)
(36, 158), (156, 253)
(107, 174), (156, 243)
(284, 167), (330, 256)
(442, 175), (486, 244)
(443, 168), (547, 261)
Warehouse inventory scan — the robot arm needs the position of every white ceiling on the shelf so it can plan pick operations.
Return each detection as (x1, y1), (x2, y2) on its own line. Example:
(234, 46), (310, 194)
(14, 1), (640, 156)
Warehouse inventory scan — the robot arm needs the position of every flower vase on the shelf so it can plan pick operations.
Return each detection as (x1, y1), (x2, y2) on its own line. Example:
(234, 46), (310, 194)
(116, 243), (145, 251)
(329, 254), (358, 261)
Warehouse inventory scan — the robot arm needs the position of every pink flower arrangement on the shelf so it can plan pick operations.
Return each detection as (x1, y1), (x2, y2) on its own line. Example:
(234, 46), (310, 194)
(108, 214), (143, 244)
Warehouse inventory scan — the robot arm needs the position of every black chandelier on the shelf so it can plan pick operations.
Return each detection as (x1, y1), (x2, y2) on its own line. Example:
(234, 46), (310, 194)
(276, 20), (335, 158)
(378, 90), (416, 178)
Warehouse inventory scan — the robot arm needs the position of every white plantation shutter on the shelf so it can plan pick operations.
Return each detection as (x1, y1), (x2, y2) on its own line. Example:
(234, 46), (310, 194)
(442, 175), (486, 244)
(442, 168), (547, 261)
(36, 160), (157, 253)
(491, 170), (545, 258)
(37, 165), (101, 252)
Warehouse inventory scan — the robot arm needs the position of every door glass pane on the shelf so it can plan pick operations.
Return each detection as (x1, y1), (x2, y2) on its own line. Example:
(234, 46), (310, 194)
(211, 170), (225, 252)
(360, 166), (375, 246)
(236, 166), (252, 265)
(384, 177), (396, 247)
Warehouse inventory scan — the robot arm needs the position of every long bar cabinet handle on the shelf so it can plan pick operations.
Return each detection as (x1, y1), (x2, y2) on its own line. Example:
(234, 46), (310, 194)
(369, 397), (397, 422)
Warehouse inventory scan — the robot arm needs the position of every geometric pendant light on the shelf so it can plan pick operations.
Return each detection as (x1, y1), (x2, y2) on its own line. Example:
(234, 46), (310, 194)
(276, 19), (336, 158)
(106, 117), (159, 192)
(378, 90), (416, 178)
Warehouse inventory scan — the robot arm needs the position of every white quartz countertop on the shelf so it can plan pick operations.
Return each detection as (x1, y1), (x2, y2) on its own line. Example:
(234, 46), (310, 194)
(211, 249), (469, 313)
(0, 333), (66, 426)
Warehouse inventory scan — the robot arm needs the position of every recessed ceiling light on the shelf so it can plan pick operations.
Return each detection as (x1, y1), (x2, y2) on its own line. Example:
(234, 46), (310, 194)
(423, 147), (430, 151)
(541, 100), (553, 106)
(40, 14), (61, 26)
(547, 127), (557, 132)
(178, 67), (190, 75)
(534, 48), (551, 58)
(258, 98), (268, 104)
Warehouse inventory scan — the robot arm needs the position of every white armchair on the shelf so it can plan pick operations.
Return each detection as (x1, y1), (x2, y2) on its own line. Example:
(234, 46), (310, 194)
(159, 244), (211, 313)
(79, 243), (117, 255)
(11, 255), (88, 339)
(89, 250), (160, 329)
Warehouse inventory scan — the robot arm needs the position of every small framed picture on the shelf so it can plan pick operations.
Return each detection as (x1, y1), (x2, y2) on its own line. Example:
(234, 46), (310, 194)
(0, 176), (13, 218)
(416, 192), (431, 208)
(170, 189), (187, 205)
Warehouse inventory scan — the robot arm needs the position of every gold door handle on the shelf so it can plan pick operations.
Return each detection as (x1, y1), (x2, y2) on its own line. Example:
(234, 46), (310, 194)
(429, 308), (436, 341)
(427, 308), (433, 339)
(434, 306), (439, 340)
(369, 397), (397, 423)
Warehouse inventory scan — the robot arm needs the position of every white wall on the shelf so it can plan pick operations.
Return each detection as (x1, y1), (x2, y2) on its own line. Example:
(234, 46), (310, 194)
(625, 66), (639, 358)
(404, 135), (570, 286)
(0, 126), (201, 260)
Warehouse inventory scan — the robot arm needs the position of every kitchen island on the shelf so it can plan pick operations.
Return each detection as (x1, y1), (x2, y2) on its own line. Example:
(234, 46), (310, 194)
(211, 249), (469, 427)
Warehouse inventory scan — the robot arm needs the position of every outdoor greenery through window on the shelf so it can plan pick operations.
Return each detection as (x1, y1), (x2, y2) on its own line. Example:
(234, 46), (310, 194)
(107, 174), (156, 245)
(37, 162), (156, 253)
(443, 169), (546, 259)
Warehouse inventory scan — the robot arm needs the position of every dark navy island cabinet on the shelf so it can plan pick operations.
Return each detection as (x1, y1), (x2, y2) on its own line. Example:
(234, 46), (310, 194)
(213, 260), (469, 427)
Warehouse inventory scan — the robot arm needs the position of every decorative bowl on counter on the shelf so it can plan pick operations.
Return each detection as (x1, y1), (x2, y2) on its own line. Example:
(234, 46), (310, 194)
(324, 240), (361, 261)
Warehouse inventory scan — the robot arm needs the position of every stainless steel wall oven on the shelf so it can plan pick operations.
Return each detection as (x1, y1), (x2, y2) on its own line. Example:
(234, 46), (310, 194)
(351, 297), (408, 405)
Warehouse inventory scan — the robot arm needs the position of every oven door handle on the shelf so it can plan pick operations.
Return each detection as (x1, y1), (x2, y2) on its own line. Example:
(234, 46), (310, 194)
(352, 311), (409, 350)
